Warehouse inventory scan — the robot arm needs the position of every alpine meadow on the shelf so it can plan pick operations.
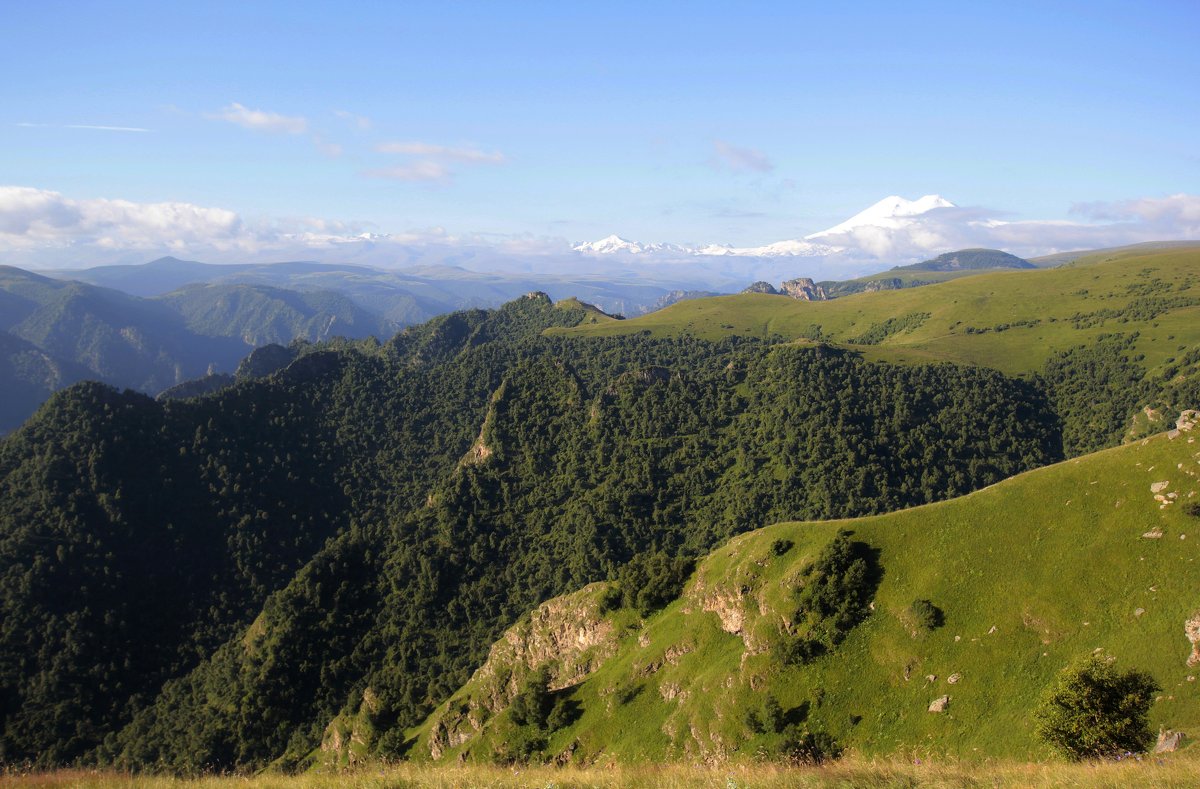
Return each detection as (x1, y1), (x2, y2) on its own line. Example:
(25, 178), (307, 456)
(3, 2), (1200, 787)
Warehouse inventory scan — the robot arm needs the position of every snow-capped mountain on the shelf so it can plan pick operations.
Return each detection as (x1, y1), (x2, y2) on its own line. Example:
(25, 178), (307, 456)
(573, 195), (958, 259)
(695, 239), (838, 257)
(572, 235), (689, 255)
(805, 194), (955, 240)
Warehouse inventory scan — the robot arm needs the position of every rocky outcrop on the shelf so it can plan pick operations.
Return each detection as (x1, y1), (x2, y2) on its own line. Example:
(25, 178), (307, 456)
(427, 583), (619, 759)
(650, 290), (720, 311)
(780, 278), (828, 301)
(1186, 611), (1200, 667)
(742, 281), (779, 295)
(318, 687), (381, 768)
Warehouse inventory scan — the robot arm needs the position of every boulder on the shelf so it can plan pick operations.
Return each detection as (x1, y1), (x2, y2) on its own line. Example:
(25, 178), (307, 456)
(1154, 729), (1186, 753)
(928, 695), (950, 713)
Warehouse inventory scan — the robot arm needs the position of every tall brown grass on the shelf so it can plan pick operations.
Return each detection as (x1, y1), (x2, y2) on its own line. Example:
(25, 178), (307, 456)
(4, 756), (1200, 789)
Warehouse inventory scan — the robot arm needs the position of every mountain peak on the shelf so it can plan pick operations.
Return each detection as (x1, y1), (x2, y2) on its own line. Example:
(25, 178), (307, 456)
(806, 194), (956, 240)
(573, 235), (643, 254)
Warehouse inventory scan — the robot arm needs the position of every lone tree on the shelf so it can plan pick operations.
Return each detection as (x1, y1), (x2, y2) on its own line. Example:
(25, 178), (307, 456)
(1034, 654), (1160, 760)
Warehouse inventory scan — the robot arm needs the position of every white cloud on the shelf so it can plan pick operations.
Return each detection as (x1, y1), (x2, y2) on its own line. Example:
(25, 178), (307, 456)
(3, 185), (1198, 283)
(0, 186), (246, 253)
(211, 102), (308, 134)
(710, 140), (774, 173)
(1070, 194), (1200, 233)
(810, 196), (1200, 261)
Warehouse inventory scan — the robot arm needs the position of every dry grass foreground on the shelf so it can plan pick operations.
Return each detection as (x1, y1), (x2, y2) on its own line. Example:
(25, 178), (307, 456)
(6, 757), (1200, 789)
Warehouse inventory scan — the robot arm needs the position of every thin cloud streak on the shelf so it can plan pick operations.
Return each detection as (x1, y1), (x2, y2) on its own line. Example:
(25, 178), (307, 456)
(16, 122), (152, 132)
(333, 110), (372, 130)
(374, 141), (505, 163)
(362, 162), (451, 182)
(710, 140), (774, 173)
(369, 141), (506, 184)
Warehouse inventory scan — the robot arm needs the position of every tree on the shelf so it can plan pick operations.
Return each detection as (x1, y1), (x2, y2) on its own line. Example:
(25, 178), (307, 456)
(1034, 654), (1159, 760)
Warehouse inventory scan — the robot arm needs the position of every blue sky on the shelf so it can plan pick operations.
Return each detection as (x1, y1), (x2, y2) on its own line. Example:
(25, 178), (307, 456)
(2, 0), (1198, 257)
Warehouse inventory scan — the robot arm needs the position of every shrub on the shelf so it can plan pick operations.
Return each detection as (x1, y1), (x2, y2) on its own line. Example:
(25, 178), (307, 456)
(611, 550), (695, 617)
(770, 538), (794, 556)
(509, 667), (552, 728)
(909, 599), (945, 630)
(1183, 501), (1200, 518)
(775, 725), (841, 765)
(1034, 654), (1159, 760)
(781, 530), (879, 664)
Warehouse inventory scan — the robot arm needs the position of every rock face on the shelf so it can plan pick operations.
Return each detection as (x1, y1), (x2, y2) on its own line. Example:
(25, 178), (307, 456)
(1155, 729), (1186, 753)
(780, 278), (828, 301)
(427, 583), (619, 759)
(861, 277), (902, 293)
(928, 695), (950, 713)
(742, 281), (779, 295)
(1186, 611), (1200, 667)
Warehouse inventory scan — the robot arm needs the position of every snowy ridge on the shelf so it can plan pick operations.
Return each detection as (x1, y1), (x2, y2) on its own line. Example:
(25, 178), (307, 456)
(572, 234), (689, 255)
(574, 194), (957, 258)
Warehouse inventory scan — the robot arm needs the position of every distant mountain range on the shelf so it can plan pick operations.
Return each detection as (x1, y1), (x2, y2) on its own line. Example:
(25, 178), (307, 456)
(573, 195), (957, 258)
(0, 265), (393, 432)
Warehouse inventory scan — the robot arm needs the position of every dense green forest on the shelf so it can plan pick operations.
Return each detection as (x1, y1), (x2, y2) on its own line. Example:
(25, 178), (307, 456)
(0, 293), (1073, 771)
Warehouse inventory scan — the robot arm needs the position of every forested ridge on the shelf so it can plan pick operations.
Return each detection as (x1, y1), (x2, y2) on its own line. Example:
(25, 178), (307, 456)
(0, 290), (1142, 772)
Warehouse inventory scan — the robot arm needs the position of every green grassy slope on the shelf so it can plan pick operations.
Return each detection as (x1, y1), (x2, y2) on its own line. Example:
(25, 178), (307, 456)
(408, 425), (1200, 764)
(554, 247), (1200, 376)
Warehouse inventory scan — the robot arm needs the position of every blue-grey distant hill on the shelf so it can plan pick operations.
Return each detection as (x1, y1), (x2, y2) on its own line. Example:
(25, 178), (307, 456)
(894, 248), (1034, 272)
(56, 256), (690, 325)
(0, 265), (394, 432)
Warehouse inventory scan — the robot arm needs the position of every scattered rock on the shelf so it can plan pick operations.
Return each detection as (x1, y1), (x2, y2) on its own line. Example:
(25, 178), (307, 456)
(1152, 481), (1171, 494)
(987, 625), (997, 635)
(1155, 729), (1186, 753)
(1135, 608), (1146, 617)
(1144, 528), (1164, 539)
(928, 695), (950, 713)
(1169, 430), (1182, 440)
(1186, 611), (1200, 667)
(925, 674), (937, 683)
(947, 673), (962, 685)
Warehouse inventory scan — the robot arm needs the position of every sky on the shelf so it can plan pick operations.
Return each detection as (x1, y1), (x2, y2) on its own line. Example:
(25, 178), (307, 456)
(1, 0), (1199, 268)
